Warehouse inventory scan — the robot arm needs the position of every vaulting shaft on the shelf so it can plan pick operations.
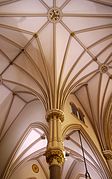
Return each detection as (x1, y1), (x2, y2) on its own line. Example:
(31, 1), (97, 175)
(45, 109), (65, 179)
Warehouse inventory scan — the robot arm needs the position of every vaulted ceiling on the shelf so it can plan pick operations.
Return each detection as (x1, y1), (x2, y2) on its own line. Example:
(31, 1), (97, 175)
(0, 0), (112, 179)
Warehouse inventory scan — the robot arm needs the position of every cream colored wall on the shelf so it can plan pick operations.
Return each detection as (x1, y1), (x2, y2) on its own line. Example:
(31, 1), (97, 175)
(62, 94), (108, 166)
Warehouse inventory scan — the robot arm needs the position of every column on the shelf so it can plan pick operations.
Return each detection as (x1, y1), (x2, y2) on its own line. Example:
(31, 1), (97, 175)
(45, 109), (65, 179)
(103, 150), (112, 174)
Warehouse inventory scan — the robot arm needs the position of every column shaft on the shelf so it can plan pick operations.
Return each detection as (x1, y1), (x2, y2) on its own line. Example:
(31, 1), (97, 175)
(50, 165), (62, 179)
(45, 109), (65, 179)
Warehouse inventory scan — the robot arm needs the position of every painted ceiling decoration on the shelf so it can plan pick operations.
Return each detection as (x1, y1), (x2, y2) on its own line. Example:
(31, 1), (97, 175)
(0, 0), (112, 179)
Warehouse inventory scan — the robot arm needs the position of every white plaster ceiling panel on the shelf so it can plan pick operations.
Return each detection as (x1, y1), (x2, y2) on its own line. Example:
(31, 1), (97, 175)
(0, 52), (9, 73)
(2, 80), (37, 95)
(0, 27), (32, 47)
(2, 64), (46, 101)
(0, 95), (25, 139)
(13, 52), (47, 90)
(62, 0), (112, 13)
(0, 91), (12, 133)
(0, 37), (20, 60)
(12, 128), (46, 164)
(10, 160), (47, 179)
(15, 130), (41, 159)
(0, 0), (112, 178)
(64, 131), (99, 166)
(16, 92), (37, 103)
(62, 17), (111, 32)
(90, 38), (112, 59)
(77, 28), (112, 47)
(0, 17), (47, 32)
(0, 0), (47, 13)
(62, 156), (75, 179)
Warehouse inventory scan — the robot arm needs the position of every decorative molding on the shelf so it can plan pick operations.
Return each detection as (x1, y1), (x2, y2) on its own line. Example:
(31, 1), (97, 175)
(103, 150), (112, 160)
(45, 148), (64, 166)
(99, 64), (108, 73)
(46, 109), (64, 122)
(32, 164), (39, 173)
(48, 8), (62, 23)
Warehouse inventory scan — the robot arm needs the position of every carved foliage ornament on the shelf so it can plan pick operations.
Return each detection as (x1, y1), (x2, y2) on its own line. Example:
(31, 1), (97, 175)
(48, 8), (62, 23)
(46, 149), (64, 165)
(46, 109), (64, 122)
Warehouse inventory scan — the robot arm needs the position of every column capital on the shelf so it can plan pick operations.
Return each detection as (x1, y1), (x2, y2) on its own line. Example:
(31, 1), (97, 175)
(45, 148), (64, 167)
(103, 150), (112, 160)
(46, 109), (64, 122)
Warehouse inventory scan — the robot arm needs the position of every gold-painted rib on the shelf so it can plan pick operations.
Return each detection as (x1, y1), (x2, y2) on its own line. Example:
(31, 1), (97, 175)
(63, 13), (112, 18)
(65, 161), (77, 179)
(0, 103), (27, 143)
(24, 50), (49, 92)
(3, 83), (27, 103)
(60, 20), (72, 33)
(60, 20), (95, 59)
(88, 34), (112, 49)
(88, 0), (112, 7)
(53, 0), (56, 7)
(107, 59), (112, 65)
(14, 91), (37, 102)
(0, 94), (14, 138)
(0, 24), (34, 35)
(2, 79), (47, 110)
(57, 35), (72, 109)
(34, 128), (43, 136)
(97, 73), (102, 132)
(104, 53), (112, 63)
(62, 70), (98, 107)
(0, 49), (11, 62)
(39, 0), (49, 10)
(0, 50), (23, 75)
(75, 24), (112, 34)
(0, 34), (22, 49)
(0, 0), (20, 6)
(100, 77), (110, 123)
(63, 60), (93, 98)
(36, 35), (52, 109)
(53, 23), (56, 108)
(0, 13), (47, 17)
(96, 43), (112, 58)
(59, 51), (85, 108)
(37, 20), (49, 34)
(60, 0), (71, 10)
(13, 63), (48, 103)
(13, 137), (42, 167)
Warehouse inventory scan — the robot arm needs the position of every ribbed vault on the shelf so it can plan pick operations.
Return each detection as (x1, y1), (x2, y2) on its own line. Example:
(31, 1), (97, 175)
(0, 0), (112, 178)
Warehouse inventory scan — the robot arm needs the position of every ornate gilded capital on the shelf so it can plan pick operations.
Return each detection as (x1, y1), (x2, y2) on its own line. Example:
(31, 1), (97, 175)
(103, 150), (112, 160)
(46, 109), (64, 122)
(45, 148), (64, 166)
